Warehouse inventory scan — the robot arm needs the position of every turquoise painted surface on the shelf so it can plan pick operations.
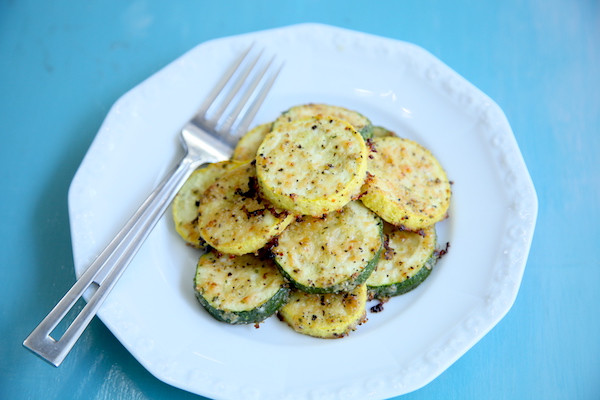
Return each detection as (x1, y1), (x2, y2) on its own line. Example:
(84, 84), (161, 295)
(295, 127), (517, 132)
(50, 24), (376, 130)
(1, 1), (598, 399)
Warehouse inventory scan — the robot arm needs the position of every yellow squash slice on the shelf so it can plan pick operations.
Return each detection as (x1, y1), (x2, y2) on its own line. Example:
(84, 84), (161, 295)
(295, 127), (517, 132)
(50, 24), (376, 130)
(232, 122), (272, 161)
(197, 160), (294, 255)
(172, 160), (242, 247)
(278, 283), (368, 338)
(361, 136), (451, 230)
(273, 103), (373, 139)
(256, 115), (368, 216)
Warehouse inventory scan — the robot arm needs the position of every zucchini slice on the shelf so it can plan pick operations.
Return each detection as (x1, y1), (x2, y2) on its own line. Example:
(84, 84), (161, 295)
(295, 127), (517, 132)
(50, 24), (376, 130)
(172, 160), (242, 247)
(194, 251), (290, 324)
(273, 103), (373, 139)
(256, 115), (368, 216)
(197, 160), (294, 255)
(273, 201), (383, 293)
(232, 122), (272, 161)
(371, 125), (396, 138)
(278, 283), (368, 338)
(360, 136), (451, 231)
(367, 224), (437, 299)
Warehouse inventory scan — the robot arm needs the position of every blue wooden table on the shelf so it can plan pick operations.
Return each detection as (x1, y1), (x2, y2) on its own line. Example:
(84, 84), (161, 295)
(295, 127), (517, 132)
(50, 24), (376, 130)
(1, 1), (598, 399)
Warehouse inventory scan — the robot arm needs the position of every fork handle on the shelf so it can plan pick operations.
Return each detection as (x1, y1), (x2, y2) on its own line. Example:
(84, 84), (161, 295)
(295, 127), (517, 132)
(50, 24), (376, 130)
(23, 150), (216, 367)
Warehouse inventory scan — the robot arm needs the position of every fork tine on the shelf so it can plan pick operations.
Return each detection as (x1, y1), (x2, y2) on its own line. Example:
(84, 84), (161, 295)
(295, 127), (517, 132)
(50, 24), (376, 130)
(193, 45), (255, 124)
(218, 55), (278, 136)
(207, 50), (263, 125)
(233, 60), (283, 137)
(196, 47), (263, 131)
(192, 45), (282, 144)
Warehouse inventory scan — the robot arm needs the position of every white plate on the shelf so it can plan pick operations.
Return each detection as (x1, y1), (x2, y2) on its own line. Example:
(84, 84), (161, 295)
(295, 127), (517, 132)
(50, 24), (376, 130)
(68, 23), (537, 400)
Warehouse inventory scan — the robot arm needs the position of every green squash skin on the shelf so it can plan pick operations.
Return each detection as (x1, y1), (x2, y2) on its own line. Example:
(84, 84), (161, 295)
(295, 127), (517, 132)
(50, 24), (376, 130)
(367, 252), (438, 299)
(194, 284), (290, 325)
(358, 124), (374, 140)
(278, 245), (382, 294)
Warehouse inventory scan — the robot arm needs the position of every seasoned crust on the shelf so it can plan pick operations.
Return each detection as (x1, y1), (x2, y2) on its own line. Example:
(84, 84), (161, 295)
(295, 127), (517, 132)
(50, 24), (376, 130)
(273, 103), (373, 139)
(360, 137), (451, 230)
(172, 160), (242, 247)
(256, 115), (368, 216)
(197, 160), (294, 255)
(278, 284), (368, 338)
(273, 201), (383, 293)
(194, 251), (290, 324)
(367, 224), (437, 298)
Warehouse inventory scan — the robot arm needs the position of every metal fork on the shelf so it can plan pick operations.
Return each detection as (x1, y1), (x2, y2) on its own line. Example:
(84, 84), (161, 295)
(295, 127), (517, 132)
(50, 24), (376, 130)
(23, 45), (282, 367)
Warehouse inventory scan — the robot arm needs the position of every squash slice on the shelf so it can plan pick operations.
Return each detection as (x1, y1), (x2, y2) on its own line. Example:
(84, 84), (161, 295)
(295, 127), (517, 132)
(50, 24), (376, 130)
(273, 201), (382, 293)
(232, 122), (272, 161)
(361, 136), (451, 230)
(197, 160), (294, 255)
(172, 160), (242, 247)
(273, 103), (373, 139)
(278, 284), (367, 338)
(256, 116), (368, 216)
(367, 224), (438, 299)
(194, 251), (290, 324)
